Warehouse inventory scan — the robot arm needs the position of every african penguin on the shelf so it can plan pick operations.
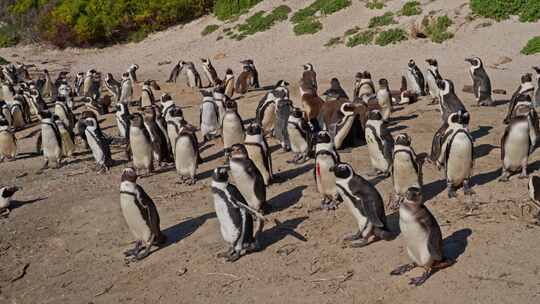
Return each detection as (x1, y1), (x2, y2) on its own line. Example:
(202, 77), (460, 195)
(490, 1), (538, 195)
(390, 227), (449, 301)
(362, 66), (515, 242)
(39, 111), (63, 170)
(353, 71), (375, 101)
(302, 63), (318, 93)
(181, 61), (202, 88)
(533, 66), (540, 107)
(465, 57), (493, 106)
(504, 73), (537, 124)
(437, 79), (467, 124)
(54, 96), (75, 130)
(119, 73), (134, 103)
(143, 106), (172, 167)
(174, 128), (199, 185)
(9, 99), (25, 130)
(128, 113), (154, 175)
(221, 99), (245, 159)
(334, 103), (358, 150)
(390, 133), (423, 210)
(365, 110), (394, 178)
(128, 64), (139, 83)
(84, 115), (112, 172)
(236, 65), (253, 95)
(141, 80), (159, 108)
(287, 107), (312, 164)
(499, 111), (536, 182)
(114, 102), (130, 139)
(377, 78), (392, 122)
(322, 78), (349, 101)
(0, 186), (19, 216)
(201, 58), (221, 87)
(244, 124), (273, 186)
(314, 131), (340, 210)
(0, 118), (17, 162)
(199, 91), (220, 141)
(425, 59), (442, 104)
(405, 60), (426, 96)
(54, 115), (75, 158)
(299, 78), (323, 132)
(274, 93), (292, 151)
(105, 73), (121, 102)
(241, 59), (260, 88)
(223, 68), (235, 98)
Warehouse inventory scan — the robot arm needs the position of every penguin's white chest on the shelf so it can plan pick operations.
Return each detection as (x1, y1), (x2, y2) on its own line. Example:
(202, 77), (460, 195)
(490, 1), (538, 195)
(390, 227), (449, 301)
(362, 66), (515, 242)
(366, 128), (390, 171)
(393, 153), (420, 195)
(426, 72), (439, 97)
(174, 136), (197, 176)
(504, 121), (530, 170)
(86, 131), (104, 164)
(446, 132), (473, 185)
(334, 116), (355, 149)
(315, 154), (337, 196)
(399, 208), (432, 266)
(0, 196), (11, 210)
(116, 114), (128, 138)
(287, 124), (308, 153)
(222, 114), (244, 148)
(336, 185), (369, 232)
(201, 103), (219, 135)
(120, 195), (152, 243)
(260, 103), (276, 131)
(130, 128), (153, 169)
(214, 196), (241, 245)
(230, 160), (261, 210)
(0, 131), (16, 158)
(186, 70), (197, 87)
(42, 125), (61, 159)
(245, 144), (270, 185)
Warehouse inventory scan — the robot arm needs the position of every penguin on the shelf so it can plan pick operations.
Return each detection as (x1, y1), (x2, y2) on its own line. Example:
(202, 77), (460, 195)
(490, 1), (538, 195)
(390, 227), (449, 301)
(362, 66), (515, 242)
(182, 61), (202, 88)
(504, 73), (537, 124)
(229, 143), (266, 239)
(334, 103), (359, 150)
(57, 82), (74, 110)
(240, 59), (260, 88)
(74, 72), (85, 96)
(39, 111), (63, 170)
(299, 78), (323, 131)
(54, 115), (75, 158)
(143, 106), (172, 167)
(365, 110), (394, 177)
(9, 99), (25, 130)
(436, 111), (475, 198)
(119, 73), (134, 103)
(199, 91), (220, 141)
(331, 162), (393, 247)
(405, 60), (426, 96)
(213, 87), (227, 126)
(353, 71), (375, 100)
(0, 186), (19, 216)
(212, 167), (258, 262)
(160, 93), (176, 121)
(41, 69), (56, 99)
(287, 107), (312, 164)
(390, 133), (423, 210)
(244, 124), (272, 186)
(221, 99), (245, 159)
(0, 118), (17, 162)
(54, 96), (75, 130)
(82, 69), (99, 99)
(314, 131), (340, 210)
(128, 64), (139, 83)
(0, 101), (12, 127)
(377, 78), (392, 122)
(235, 65), (253, 95)
(322, 78), (349, 101)
(128, 113), (154, 175)
(165, 106), (184, 156)
(167, 61), (182, 83)
(13, 89), (31, 124)
(391, 187), (454, 286)
(141, 80), (160, 108)
(223, 68), (235, 98)
(54, 71), (69, 89)
(499, 112), (536, 182)
(1, 82), (15, 103)
(533, 66), (540, 108)
(119, 167), (166, 262)
(437, 79), (467, 124)
(174, 129), (199, 185)
(465, 57), (493, 106)
(274, 93), (292, 151)
(200, 58), (221, 87)
(105, 73), (121, 102)
(302, 63), (317, 93)
(255, 81), (289, 134)
(114, 102), (130, 139)
(84, 115), (112, 172)
(425, 59), (443, 104)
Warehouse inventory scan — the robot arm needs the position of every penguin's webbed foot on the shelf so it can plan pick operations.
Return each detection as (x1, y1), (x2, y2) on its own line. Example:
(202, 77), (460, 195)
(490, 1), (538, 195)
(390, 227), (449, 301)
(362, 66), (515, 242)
(498, 173), (510, 183)
(187, 177), (197, 185)
(123, 241), (142, 257)
(390, 263), (416, 276)
(447, 183), (457, 199)
(176, 176), (186, 184)
(343, 231), (362, 242)
(350, 237), (370, 248)
(463, 180), (475, 196)
(0, 208), (10, 218)
(409, 269), (432, 286)
(217, 247), (234, 258)
(225, 250), (241, 262)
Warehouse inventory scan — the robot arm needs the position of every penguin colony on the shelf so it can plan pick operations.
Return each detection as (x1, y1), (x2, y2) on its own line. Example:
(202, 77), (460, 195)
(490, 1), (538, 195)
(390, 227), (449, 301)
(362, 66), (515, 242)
(1, 57), (540, 287)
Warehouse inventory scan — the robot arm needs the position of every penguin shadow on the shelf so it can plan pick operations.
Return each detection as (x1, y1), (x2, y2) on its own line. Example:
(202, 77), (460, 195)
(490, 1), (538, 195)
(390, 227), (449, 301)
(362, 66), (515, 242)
(470, 125), (493, 141)
(472, 167), (501, 187)
(161, 212), (217, 247)
(423, 178), (448, 201)
(388, 114), (418, 125)
(391, 106), (405, 113)
(277, 163), (314, 181)
(493, 99), (510, 107)
(387, 125), (408, 133)
(268, 144), (284, 154)
(528, 160), (540, 173)
(9, 197), (48, 211)
(267, 185), (307, 214)
(202, 149), (224, 163)
(259, 216), (309, 250)
(199, 143), (215, 154)
(14, 152), (41, 161)
(197, 168), (217, 181)
(474, 144), (498, 160)
(442, 228), (472, 261)
(100, 125), (116, 131)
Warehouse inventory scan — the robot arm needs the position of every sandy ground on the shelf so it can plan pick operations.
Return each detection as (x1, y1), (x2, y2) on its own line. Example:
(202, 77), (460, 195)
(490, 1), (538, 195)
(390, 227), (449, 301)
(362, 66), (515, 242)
(1, 0), (540, 303)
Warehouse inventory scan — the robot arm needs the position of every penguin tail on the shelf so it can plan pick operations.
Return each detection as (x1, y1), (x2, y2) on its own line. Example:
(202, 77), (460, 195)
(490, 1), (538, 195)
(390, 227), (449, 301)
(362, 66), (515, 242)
(374, 227), (394, 241)
(155, 232), (167, 246)
(432, 258), (455, 270)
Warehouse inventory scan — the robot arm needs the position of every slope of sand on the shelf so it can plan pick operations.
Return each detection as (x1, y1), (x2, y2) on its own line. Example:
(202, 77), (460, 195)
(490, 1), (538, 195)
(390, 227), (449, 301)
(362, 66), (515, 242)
(1, 1), (540, 303)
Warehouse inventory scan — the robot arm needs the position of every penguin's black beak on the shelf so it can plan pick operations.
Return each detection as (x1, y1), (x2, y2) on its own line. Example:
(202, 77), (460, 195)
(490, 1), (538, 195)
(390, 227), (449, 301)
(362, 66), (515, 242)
(329, 165), (336, 172)
(465, 58), (473, 64)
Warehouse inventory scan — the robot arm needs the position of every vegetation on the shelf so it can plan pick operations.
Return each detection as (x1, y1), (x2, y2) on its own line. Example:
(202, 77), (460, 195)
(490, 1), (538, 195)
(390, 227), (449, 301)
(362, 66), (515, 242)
(225, 5), (291, 40)
(0, 24), (19, 48)
(366, 1), (385, 10)
(324, 36), (342, 47)
(470, 0), (540, 22)
(368, 12), (396, 28)
(291, 0), (352, 35)
(344, 26), (360, 36)
(201, 24), (219, 36)
(400, 1), (422, 16)
(346, 30), (375, 47)
(522, 36), (540, 55)
(424, 15), (454, 43)
(0, 56), (9, 65)
(293, 17), (323, 35)
(214, 0), (261, 21)
(375, 28), (407, 46)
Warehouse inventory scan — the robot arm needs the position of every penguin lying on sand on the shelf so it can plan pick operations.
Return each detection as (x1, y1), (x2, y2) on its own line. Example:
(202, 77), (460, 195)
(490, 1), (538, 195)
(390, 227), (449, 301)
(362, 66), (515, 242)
(0, 186), (19, 217)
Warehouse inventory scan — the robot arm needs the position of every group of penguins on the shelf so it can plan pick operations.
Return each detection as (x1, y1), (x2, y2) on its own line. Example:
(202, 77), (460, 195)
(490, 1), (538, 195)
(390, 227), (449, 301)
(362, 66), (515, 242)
(1, 56), (540, 287)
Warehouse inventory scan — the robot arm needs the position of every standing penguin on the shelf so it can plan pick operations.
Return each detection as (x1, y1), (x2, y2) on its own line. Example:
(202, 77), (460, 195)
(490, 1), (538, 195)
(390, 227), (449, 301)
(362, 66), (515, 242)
(533, 66), (540, 107)
(314, 131), (340, 210)
(128, 113), (154, 175)
(256, 82), (289, 135)
(377, 78), (392, 122)
(274, 92), (292, 151)
(105, 73), (121, 102)
(236, 65), (254, 95)
(244, 124), (272, 186)
(322, 78), (349, 101)
(504, 73), (537, 124)
(223, 69), (235, 98)
(333, 103), (359, 150)
(84, 115), (112, 172)
(436, 111), (475, 198)
(390, 133), (423, 210)
(54, 115), (76, 158)
(465, 57), (493, 106)
(425, 59), (443, 104)
(287, 107), (312, 164)
(140, 80), (159, 108)
(0, 118), (17, 162)
(331, 162), (393, 247)
(405, 60), (426, 96)
(41, 69), (56, 99)
(229, 144), (267, 239)
(299, 78), (323, 132)
(212, 167), (259, 262)
(119, 168), (166, 262)
(119, 73), (134, 103)
(54, 96), (75, 130)
(0, 186), (19, 216)
(174, 129), (199, 185)
(365, 110), (394, 177)
(437, 79), (467, 124)
(39, 111), (63, 170)
(143, 107), (172, 167)
(0, 101), (12, 127)
(128, 64), (139, 83)
(199, 91), (220, 141)
(115, 102), (130, 139)
(182, 61), (202, 88)
(391, 187), (454, 286)
(9, 99), (25, 130)
(241, 59), (260, 88)
(74, 72), (85, 97)
(221, 99), (245, 159)
(165, 106), (184, 154)
(200, 58), (221, 87)
(213, 87), (227, 126)
(302, 63), (318, 93)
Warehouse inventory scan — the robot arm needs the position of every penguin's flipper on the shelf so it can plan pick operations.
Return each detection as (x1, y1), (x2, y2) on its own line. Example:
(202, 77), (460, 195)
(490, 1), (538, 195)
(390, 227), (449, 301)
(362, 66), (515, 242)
(136, 185), (166, 245)
(419, 206), (444, 261)
(349, 177), (385, 228)
(501, 124), (510, 161)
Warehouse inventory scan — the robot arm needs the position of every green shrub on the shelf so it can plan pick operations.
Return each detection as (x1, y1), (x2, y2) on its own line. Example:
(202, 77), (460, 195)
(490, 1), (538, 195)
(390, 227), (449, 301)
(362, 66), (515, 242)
(346, 30), (375, 47)
(518, 0), (540, 22)
(0, 25), (19, 48)
(366, 1), (385, 10)
(400, 1), (422, 16)
(234, 5), (291, 37)
(368, 12), (396, 28)
(319, 0), (351, 15)
(425, 15), (454, 43)
(470, 0), (540, 22)
(522, 36), (540, 55)
(375, 28), (407, 46)
(214, 0), (262, 21)
(0, 56), (9, 65)
(293, 18), (323, 35)
(324, 36), (342, 47)
(202, 24), (219, 36)
(344, 26), (360, 36)
(291, 0), (351, 35)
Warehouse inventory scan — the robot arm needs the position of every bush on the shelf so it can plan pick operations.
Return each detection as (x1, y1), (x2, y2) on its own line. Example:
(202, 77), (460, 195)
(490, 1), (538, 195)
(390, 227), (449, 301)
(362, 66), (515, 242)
(324, 36), (342, 47)
(522, 36), (540, 55)
(0, 56), (9, 65)
(234, 5), (291, 37)
(400, 1), (422, 16)
(291, 0), (351, 35)
(202, 24), (219, 36)
(368, 12), (396, 28)
(346, 30), (375, 47)
(214, 0), (261, 21)
(366, 1), (385, 10)
(470, 0), (540, 22)
(293, 18), (323, 35)
(425, 15), (454, 43)
(0, 25), (19, 48)
(375, 28), (407, 46)
(344, 26), (360, 36)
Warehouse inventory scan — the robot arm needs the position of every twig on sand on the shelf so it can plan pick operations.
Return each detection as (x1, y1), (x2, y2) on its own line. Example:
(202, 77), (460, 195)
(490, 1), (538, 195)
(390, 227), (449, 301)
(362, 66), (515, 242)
(206, 272), (241, 280)
(311, 270), (354, 283)
(95, 283), (114, 297)
(10, 263), (30, 282)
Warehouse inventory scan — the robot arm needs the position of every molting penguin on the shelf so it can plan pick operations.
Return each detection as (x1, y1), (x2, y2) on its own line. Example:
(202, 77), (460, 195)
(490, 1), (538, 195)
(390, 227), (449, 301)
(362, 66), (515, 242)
(54, 96), (75, 130)
(302, 63), (318, 93)
(0, 186), (19, 216)
(223, 68), (235, 98)
(331, 162), (393, 247)
(114, 102), (130, 139)
(174, 128), (199, 185)
(128, 113), (154, 175)
(377, 78), (392, 122)
(119, 168), (166, 262)
(353, 71), (375, 100)
(299, 78), (323, 132)
(236, 65), (254, 95)
(201, 58), (221, 87)
(314, 131), (340, 210)
(241, 59), (260, 88)
(365, 110), (394, 177)
(287, 107), (312, 164)
(244, 124), (272, 186)
(199, 90), (220, 141)
(390, 133), (423, 210)
(322, 78), (349, 101)
(84, 115), (113, 172)
(221, 99), (245, 159)
(425, 59), (443, 104)
(391, 187), (454, 286)
(405, 60), (426, 96)
(119, 73), (134, 103)
(39, 111), (63, 170)
(54, 115), (75, 158)
(465, 57), (493, 106)
(212, 167), (258, 262)
(0, 118), (17, 162)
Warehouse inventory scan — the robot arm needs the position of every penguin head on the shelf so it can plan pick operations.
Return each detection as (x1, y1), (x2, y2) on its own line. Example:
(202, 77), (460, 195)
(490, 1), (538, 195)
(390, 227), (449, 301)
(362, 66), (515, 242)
(405, 187), (423, 205)
(230, 144), (248, 159)
(367, 110), (383, 121)
(224, 99), (238, 111)
(407, 59), (416, 68)
(129, 113), (144, 127)
(341, 103), (356, 115)
(465, 57), (482, 68)
(378, 78), (389, 89)
(39, 111), (53, 120)
(330, 78), (341, 89)
(437, 79), (454, 95)
(363, 71), (372, 79)
(170, 106), (183, 118)
(161, 93), (172, 103)
(121, 167), (138, 183)
(212, 167), (229, 183)
(449, 110), (469, 125)
(355, 72), (363, 80)
(533, 66), (540, 75)
(316, 131), (332, 144)
(330, 163), (353, 180)
(291, 107), (304, 119)
(130, 64), (139, 71)
(201, 58), (209, 64)
(303, 63), (313, 71)
(275, 80), (289, 88)
(56, 95), (67, 103)
(426, 58), (438, 67)
(225, 68), (233, 75)
(246, 123), (262, 136)
(522, 73), (533, 84)
(0, 118), (8, 127)
(395, 133), (411, 146)
(84, 117), (98, 129)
